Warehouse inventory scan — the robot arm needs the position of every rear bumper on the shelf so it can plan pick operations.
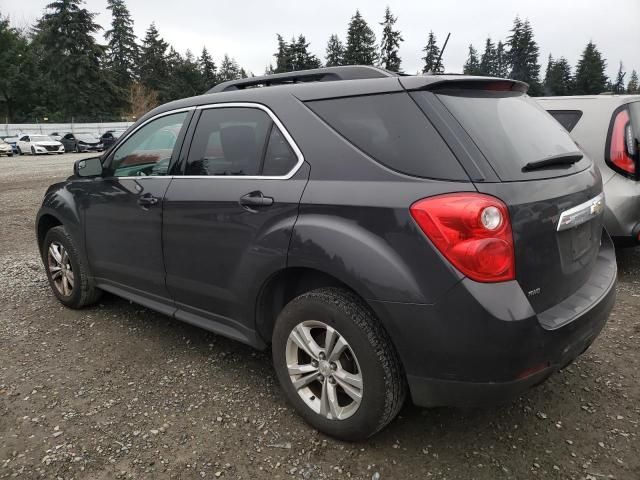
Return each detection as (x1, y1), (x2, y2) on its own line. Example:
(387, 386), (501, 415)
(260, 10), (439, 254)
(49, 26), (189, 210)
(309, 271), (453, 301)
(603, 172), (640, 243)
(369, 231), (617, 408)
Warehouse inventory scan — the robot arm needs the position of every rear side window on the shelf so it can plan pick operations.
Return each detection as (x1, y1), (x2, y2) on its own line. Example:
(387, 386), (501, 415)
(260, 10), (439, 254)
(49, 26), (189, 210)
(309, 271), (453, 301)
(185, 107), (298, 177)
(305, 93), (467, 180)
(432, 90), (589, 181)
(547, 110), (583, 132)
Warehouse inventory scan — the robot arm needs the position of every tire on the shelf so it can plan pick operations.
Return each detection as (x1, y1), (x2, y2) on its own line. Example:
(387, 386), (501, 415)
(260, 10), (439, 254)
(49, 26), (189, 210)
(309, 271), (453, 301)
(8, 153), (12, 157)
(272, 287), (406, 441)
(17, 147), (22, 155)
(42, 225), (102, 309)
(74, 145), (79, 153)
(31, 146), (36, 155)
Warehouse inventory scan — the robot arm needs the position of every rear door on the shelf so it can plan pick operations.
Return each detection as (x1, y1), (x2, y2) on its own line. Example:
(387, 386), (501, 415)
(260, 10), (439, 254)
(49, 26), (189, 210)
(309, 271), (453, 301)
(163, 105), (309, 335)
(411, 84), (604, 313)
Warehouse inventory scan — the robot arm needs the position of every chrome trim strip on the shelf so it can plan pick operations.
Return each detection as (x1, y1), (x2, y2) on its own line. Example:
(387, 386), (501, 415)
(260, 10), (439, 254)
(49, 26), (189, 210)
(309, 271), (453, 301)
(113, 106), (196, 149)
(557, 193), (605, 232)
(184, 102), (304, 180)
(110, 103), (304, 181)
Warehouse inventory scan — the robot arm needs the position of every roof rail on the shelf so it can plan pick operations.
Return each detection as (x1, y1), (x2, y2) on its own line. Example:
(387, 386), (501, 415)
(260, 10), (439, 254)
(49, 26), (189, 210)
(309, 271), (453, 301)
(206, 65), (398, 93)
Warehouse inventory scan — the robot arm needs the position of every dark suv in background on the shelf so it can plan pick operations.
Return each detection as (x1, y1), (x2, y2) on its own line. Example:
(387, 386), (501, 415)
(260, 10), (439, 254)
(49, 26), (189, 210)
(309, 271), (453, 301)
(36, 66), (617, 440)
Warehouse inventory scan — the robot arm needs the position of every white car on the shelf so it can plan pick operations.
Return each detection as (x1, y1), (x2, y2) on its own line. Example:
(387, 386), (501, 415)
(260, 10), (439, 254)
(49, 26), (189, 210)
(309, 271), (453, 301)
(17, 134), (65, 155)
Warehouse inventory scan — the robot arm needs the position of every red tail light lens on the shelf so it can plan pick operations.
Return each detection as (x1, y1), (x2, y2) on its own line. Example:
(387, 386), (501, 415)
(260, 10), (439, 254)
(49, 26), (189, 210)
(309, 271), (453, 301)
(410, 193), (515, 283)
(608, 109), (637, 177)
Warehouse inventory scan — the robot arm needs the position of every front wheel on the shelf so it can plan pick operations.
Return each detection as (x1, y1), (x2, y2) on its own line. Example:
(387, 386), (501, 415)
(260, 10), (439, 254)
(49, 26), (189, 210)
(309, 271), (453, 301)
(42, 226), (102, 308)
(272, 288), (406, 441)
(31, 146), (36, 155)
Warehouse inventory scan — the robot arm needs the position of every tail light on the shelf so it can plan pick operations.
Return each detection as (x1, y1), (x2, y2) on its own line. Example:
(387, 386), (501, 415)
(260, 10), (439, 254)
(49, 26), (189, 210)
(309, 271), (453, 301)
(607, 108), (638, 179)
(410, 193), (515, 283)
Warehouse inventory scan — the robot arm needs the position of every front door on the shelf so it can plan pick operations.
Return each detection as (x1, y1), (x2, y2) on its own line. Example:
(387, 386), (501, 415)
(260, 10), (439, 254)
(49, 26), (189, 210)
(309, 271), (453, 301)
(163, 105), (308, 337)
(83, 110), (191, 301)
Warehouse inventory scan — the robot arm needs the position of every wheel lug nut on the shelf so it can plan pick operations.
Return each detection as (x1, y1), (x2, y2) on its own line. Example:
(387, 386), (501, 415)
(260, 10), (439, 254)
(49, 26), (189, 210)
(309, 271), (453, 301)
(330, 362), (337, 370)
(311, 360), (318, 367)
(329, 377), (336, 384)
(318, 375), (324, 382)
(319, 352), (325, 360)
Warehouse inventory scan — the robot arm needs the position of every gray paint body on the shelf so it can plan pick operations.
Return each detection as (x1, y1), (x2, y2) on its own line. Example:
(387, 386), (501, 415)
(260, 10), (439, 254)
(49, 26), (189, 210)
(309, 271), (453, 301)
(36, 74), (617, 406)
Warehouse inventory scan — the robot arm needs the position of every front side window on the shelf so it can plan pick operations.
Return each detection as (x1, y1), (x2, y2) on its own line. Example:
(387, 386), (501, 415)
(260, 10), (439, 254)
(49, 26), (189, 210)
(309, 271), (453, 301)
(185, 107), (297, 177)
(110, 112), (188, 177)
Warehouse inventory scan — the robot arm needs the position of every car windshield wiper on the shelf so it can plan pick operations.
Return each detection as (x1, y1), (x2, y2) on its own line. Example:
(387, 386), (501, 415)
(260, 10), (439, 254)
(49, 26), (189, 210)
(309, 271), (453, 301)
(522, 152), (584, 171)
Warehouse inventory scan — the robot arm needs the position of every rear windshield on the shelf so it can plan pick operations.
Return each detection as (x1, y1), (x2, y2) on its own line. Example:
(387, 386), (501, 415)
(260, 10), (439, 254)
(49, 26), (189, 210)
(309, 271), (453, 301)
(432, 90), (590, 181)
(305, 93), (468, 181)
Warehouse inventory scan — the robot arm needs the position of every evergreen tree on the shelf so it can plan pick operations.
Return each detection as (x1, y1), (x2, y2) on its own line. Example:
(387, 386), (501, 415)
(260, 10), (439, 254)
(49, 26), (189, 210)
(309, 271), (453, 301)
(574, 41), (608, 95)
(479, 37), (497, 76)
(105, 0), (138, 97)
(343, 10), (377, 65)
(273, 34), (293, 73)
(421, 31), (443, 73)
(165, 49), (204, 101)
(612, 62), (626, 94)
(138, 23), (170, 101)
(325, 34), (345, 67)
(495, 41), (509, 78)
(199, 47), (217, 90)
(0, 14), (39, 122)
(289, 35), (321, 70)
(543, 56), (573, 96)
(628, 70), (639, 94)
(379, 7), (403, 72)
(239, 68), (248, 78)
(506, 17), (542, 95)
(32, 0), (110, 119)
(218, 54), (241, 82)
(463, 44), (481, 75)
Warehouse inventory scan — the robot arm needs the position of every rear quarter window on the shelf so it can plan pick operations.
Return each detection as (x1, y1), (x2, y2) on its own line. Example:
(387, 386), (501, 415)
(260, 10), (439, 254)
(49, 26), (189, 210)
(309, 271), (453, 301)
(305, 93), (468, 181)
(547, 110), (583, 132)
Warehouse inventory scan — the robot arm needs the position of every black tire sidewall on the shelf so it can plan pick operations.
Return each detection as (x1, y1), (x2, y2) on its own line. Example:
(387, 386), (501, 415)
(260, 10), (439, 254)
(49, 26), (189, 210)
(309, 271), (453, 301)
(272, 292), (391, 441)
(42, 227), (84, 308)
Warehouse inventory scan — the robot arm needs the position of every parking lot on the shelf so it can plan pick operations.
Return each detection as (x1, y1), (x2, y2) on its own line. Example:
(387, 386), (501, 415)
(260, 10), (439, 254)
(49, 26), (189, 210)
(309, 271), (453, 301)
(0, 152), (639, 479)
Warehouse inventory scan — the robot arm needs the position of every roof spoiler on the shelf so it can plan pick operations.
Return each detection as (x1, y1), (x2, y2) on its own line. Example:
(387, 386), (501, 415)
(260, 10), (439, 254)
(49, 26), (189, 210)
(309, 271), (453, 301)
(207, 66), (399, 94)
(400, 76), (529, 93)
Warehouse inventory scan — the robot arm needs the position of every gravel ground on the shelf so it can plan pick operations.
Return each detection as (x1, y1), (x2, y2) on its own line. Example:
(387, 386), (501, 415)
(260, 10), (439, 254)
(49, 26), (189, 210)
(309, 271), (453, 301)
(1, 153), (639, 480)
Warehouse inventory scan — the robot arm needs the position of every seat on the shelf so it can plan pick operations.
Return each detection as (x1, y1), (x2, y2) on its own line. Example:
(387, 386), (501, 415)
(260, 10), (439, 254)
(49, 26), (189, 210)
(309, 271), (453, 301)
(220, 125), (259, 175)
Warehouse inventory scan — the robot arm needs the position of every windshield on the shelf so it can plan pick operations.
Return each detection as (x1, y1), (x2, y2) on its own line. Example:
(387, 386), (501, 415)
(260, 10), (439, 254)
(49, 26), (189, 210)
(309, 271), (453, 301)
(431, 90), (591, 181)
(77, 134), (98, 142)
(31, 135), (53, 142)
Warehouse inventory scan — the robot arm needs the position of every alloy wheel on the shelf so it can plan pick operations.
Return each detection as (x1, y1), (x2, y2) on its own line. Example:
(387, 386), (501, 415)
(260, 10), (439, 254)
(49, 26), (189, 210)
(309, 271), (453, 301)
(285, 320), (363, 420)
(47, 241), (74, 297)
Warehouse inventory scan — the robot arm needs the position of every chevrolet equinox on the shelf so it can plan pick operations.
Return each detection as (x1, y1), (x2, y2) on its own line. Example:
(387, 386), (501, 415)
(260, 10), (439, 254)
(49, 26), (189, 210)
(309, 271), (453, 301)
(36, 66), (617, 440)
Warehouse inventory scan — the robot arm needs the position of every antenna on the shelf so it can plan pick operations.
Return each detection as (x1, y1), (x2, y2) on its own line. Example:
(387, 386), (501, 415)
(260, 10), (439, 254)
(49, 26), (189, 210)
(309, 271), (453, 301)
(433, 32), (451, 74)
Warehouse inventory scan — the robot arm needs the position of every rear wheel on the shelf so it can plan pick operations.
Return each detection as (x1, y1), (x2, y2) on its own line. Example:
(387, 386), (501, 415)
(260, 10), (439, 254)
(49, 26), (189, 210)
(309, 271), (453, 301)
(17, 147), (22, 155)
(31, 146), (36, 155)
(42, 226), (102, 308)
(272, 288), (406, 440)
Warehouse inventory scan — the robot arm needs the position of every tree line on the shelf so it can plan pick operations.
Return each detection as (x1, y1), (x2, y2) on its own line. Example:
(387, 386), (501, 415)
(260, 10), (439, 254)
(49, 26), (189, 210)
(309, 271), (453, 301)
(0, 2), (638, 123)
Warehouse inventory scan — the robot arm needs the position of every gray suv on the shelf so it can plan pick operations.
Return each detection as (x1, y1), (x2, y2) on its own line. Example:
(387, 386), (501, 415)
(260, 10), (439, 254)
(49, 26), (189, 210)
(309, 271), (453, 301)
(36, 67), (617, 440)
(538, 95), (640, 246)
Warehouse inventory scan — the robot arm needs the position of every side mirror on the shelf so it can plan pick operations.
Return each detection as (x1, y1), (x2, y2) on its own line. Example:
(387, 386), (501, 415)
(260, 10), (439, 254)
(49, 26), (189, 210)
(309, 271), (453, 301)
(74, 157), (103, 177)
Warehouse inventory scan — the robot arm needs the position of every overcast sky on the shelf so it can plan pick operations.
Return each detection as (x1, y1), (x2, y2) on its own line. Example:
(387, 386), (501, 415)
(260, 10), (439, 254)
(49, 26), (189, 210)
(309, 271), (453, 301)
(4, 0), (639, 80)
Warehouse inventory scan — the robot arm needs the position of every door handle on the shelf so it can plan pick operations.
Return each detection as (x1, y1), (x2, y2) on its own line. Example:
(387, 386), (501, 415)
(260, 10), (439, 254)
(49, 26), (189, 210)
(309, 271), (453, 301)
(239, 191), (274, 210)
(138, 193), (159, 208)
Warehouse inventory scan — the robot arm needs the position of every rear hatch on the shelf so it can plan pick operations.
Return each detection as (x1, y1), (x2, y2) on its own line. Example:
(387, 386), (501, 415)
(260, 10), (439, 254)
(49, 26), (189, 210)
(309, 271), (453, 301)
(409, 81), (604, 313)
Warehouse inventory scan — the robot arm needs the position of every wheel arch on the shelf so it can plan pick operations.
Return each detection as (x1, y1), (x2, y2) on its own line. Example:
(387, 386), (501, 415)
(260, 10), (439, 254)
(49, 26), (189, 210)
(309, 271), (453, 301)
(255, 266), (363, 346)
(37, 213), (63, 252)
